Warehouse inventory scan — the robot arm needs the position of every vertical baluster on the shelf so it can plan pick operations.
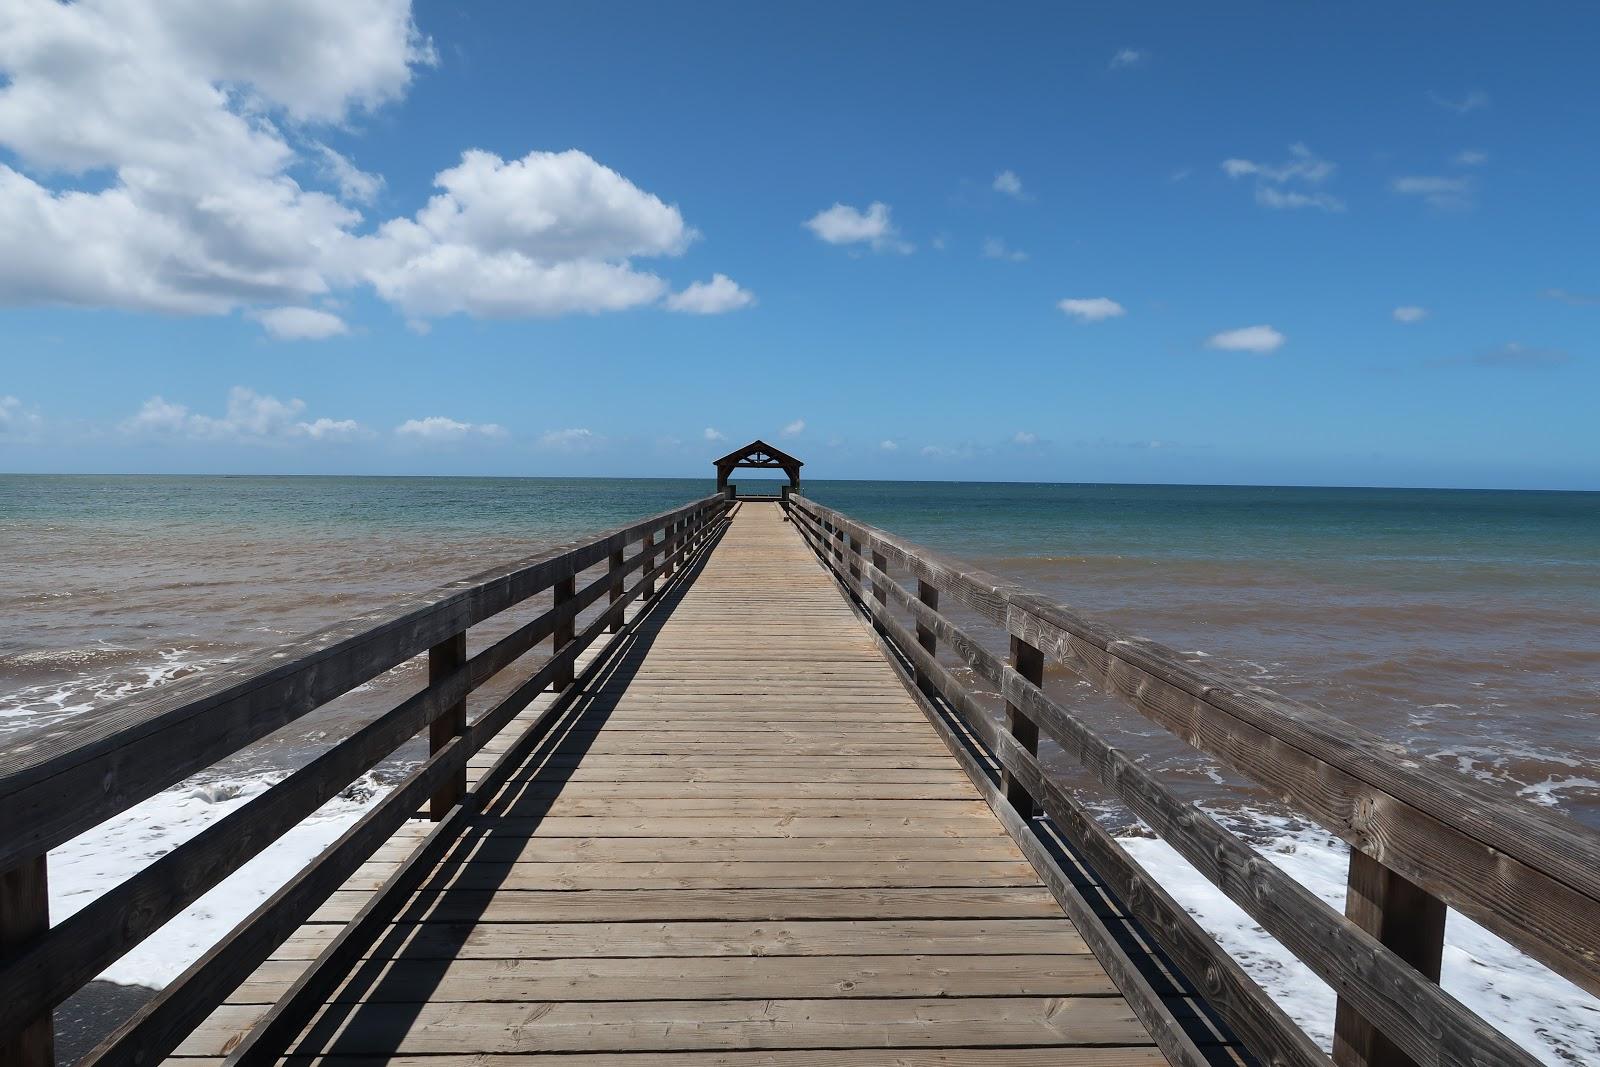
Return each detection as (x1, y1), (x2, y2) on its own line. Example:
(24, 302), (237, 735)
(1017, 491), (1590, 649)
(0, 855), (52, 1067)
(1332, 853), (1446, 1067)
(1003, 636), (1043, 817)
(427, 631), (467, 820)
(642, 529), (658, 599)
(607, 547), (625, 633)
(915, 580), (939, 698)
(848, 535), (863, 584)
(551, 576), (576, 692)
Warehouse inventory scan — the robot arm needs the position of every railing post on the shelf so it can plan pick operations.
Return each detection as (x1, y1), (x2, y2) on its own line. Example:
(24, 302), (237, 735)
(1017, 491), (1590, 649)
(914, 579), (939, 698)
(1003, 636), (1043, 817)
(870, 549), (888, 635)
(1332, 852), (1447, 1067)
(642, 530), (658, 599)
(427, 630), (467, 820)
(607, 547), (625, 633)
(1, 856), (52, 1067)
(551, 575), (576, 691)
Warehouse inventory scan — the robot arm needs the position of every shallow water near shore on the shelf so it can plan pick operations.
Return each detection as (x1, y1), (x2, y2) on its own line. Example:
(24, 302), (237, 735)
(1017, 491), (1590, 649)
(3, 474), (1598, 1062)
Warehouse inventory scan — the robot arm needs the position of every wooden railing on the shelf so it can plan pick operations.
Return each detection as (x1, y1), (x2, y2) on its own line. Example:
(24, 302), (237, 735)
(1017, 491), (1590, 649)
(0, 493), (731, 1067)
(787, 493), (1600, 1067)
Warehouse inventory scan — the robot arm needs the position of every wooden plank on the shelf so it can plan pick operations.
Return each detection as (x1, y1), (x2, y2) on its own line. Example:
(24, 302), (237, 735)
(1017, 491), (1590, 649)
(231, 952), (1119, 1003)
(340, 859), (1046, 891)
(170, 1051), (1168, 1067)
(177, 997), (1149, 1056)
(0, 855), (51, 1067)
(273, 918), (1089, 960)
(310, 886), (1064, 922)
(369, 837), (1029, 865)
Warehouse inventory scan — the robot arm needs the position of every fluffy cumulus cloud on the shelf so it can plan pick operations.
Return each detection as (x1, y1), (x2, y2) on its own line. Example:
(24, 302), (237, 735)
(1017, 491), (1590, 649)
(703, 427), (725, 441)
(1206, 325), (1285, 354)
(879, 439), (898, 451)
(1058, 297), (1126, 322)
(1012, 431), (1037, 445)
(0, 2), (745, 331)
(395, 416), (507, 442)
(1221, 144), (1344, 212)
(537, 427), (600, 452)
(665, 273), (755, 314)
(992, 170), (1025, 198)
(981, 237), (1028, 262)
(804, 202), (911, 253)
(249, 306), (350, 340)
(122, 387), (367, 443)
(1393, 305), (1429, 324)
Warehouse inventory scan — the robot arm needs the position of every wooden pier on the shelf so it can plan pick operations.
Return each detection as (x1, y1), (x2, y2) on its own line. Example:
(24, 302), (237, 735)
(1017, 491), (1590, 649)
(2, 444), (1598, 1067)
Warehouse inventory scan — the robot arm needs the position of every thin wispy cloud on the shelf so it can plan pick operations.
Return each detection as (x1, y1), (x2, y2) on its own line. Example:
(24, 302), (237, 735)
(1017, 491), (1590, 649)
(1430, 89), (1490, 115)
(537, 427), (600, 451)
(1542, 288), (1600, 307)
(1221, 144), (1344, 212)
(1453, 150), (1488, 167)
(1012, 431), (1038, 445)
(0, 396), (45, 443)
(1392, 175), (1474, 210)
(703, 427), (726, 441)
(1109, 48), (1146, 69)
(1058, 297), (1126, 322)
(1393, 306), (1429, 324)
(879, 440), (899, 451)
(397, 416), (507, 442)
(803, 202), (912, 253)
(981, 237), (1028, 262)
(781, 418), (805, 437)
(1430, 343), (1571, 369)
(1206, 325), (1285, 354)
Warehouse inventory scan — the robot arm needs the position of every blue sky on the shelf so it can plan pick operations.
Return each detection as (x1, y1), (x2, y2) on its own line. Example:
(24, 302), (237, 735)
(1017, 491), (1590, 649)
(1, 1), (1596, 488)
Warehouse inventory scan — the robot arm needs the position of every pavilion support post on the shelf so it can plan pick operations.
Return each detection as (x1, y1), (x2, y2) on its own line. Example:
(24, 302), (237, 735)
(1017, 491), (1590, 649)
(914, 580), (939, 699)
(1003, 636), (1043, 818)
(551, 576), (576, 692)
(427, 630), (468, 820)
(1332, 852), (1447, 1067)
(0, 855), (52, 1067)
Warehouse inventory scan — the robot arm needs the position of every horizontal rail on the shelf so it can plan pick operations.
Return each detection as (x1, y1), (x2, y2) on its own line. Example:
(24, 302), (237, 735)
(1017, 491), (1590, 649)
(789, 494), (1600, 999)
(788, 496), (1588, 1067)
(0, 494), (729, 1065)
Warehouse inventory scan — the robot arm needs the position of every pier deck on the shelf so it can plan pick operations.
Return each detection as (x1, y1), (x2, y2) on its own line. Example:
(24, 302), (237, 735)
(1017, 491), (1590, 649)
(167, 502), (1165, 1064)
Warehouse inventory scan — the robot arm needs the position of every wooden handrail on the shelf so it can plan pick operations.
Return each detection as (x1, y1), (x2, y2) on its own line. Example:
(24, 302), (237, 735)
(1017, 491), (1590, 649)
(789, 493), (1597, 1067)
(0, 494), (729, 1067)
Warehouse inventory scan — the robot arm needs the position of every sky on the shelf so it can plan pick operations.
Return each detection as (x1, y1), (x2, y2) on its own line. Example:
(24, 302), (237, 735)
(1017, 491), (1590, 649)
(0, 1), (1596, 488)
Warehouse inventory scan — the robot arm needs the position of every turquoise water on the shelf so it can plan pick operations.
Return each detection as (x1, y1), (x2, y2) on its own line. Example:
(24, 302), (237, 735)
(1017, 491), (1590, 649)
(3, 474), (1598, 824)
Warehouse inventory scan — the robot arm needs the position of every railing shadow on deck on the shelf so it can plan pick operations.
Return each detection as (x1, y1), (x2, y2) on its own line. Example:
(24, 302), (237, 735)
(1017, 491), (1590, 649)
(283, 507), (736, 1059)
(0, 493), (733, 1067)
(786, 492), (1600, 1067)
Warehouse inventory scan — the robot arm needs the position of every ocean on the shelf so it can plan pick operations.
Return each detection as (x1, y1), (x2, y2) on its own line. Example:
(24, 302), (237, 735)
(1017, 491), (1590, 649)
(3, 475), (1597, 1062)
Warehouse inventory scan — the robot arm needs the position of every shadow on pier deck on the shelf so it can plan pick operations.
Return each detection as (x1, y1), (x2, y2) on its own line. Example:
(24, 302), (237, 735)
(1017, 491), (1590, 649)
(3, 464), (1597, 1067)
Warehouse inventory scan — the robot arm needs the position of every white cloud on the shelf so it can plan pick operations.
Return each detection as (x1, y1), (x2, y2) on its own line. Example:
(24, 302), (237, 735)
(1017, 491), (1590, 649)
(1542, 288), (1600, 307)
(1430, 90), (1489, 115)
(704, 427), (725, 442)
(0, 395), (44, 442)
(1453, 149), (1488, 167)
(981, 237), (1028, 262)
(1392, 175), (1474, 210)
(1012, 431), (1037, 445)
(879, 439), (898, 451)
(1206, 325), (1285, 354)
(0, 5), (734, 327)
(781, 418), (805, 437)
(920, 443), (974, 460)
(1109, 48), (1146, 69)
(537, 427), (599, 451)
(1221, 144), (1344, 212)
(249, 306), (350, 340)
(122, 386), (367, 443)
(395, 416), (507, 442)
(665, 273), (755, 314)
(316, 145), (384, 205)
(803, 202), (911, 253)
(1057, 297), (1126, 322)
(992, 170), (1025, 198)
(1393, 305), (1429, 324)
